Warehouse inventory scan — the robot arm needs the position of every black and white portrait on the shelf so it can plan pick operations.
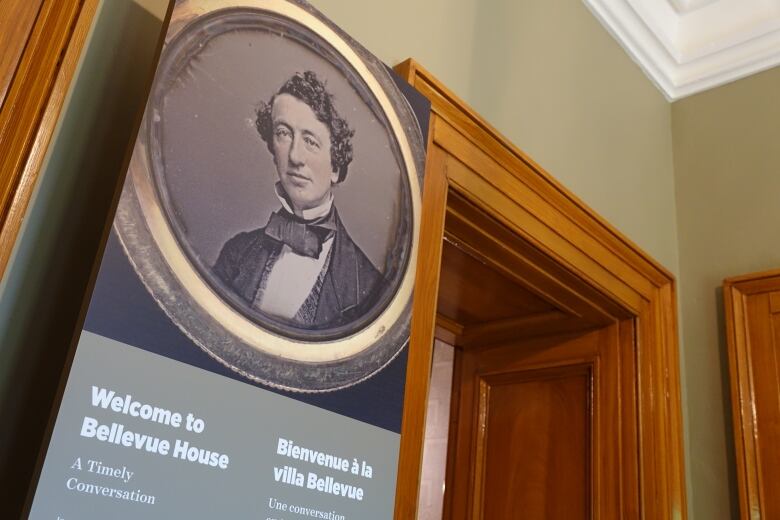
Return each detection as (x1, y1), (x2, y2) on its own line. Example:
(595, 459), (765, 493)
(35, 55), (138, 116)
(115, 0), (425, 391)
(213, 71), (382, 330)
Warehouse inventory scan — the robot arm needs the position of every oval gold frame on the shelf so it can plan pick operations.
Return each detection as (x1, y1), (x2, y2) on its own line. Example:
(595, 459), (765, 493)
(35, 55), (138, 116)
(114, 0), (423, 391)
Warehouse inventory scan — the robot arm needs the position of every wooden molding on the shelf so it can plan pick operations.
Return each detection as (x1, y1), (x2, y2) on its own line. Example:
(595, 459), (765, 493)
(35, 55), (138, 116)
(434, 313), (464, 345)
(723, 268), (780, 519)
(457, 310), (578, 346)
(0, 0), (99, 280)
(0, 0), (45, 109)
(391, 114), (448, 519)
(443, 189), (627, 326)
(393, 58), (687, 518)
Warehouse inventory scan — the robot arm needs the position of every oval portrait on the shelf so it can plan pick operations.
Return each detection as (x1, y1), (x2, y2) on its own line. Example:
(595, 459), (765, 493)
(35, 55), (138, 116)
(115, 0), (424, 392)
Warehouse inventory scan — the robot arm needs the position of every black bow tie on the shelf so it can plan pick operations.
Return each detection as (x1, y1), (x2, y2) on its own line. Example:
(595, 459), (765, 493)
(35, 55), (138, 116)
(264, 209), (336, 258)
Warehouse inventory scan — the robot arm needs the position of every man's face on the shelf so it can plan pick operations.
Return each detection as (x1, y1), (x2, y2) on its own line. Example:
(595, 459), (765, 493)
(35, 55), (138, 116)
(271, 93), (338, 215)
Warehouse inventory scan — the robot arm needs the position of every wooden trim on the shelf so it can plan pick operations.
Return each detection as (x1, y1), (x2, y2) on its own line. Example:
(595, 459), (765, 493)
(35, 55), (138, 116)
(392, 132), (449, 517)
(443, 311), (605, 348)
(769, 292), (780, 314)
(471, 377), (490, 520)
(435, 313), (464, 345)
(0, 0), (46, 109)
(724, 267), (780, 286)
(436, 117), (653, 308)
(444, 189), (628, 323)
(0, 0), (95, 280)
(723, 270), (780, 519)
(618, 318), (641, 516)
(460, 310), (569, 341)
(393, 58), (687, 518)
(393, 60), (673, 288)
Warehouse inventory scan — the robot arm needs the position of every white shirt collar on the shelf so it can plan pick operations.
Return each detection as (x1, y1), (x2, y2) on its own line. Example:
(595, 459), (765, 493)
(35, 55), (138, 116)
(275, 183), (334, 221)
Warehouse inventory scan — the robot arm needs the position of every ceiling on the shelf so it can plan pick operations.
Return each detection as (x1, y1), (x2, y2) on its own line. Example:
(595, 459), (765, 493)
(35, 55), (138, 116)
(584, 0), (780, 100)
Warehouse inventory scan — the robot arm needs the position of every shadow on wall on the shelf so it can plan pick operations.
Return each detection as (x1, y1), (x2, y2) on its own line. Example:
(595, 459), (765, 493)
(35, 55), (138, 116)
(0, 2), (165, 516)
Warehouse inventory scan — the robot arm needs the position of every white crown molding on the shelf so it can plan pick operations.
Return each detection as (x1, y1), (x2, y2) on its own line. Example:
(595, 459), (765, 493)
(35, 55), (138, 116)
(668, 0), (719, 14)
(584, 0), (780, 101)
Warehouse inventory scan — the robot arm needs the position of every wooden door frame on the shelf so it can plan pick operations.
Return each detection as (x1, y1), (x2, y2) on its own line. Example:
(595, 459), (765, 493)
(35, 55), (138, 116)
(0, 0), (101, 280)
(723, 268), (780, 519)
(392, 59), (687, 519)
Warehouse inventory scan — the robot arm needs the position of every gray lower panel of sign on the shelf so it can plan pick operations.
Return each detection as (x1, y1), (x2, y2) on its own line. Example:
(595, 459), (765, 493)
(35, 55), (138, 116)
(29, 331), (399, 520)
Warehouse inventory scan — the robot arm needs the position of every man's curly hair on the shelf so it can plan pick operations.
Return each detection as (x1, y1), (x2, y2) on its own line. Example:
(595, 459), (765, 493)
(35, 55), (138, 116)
(256, 71), (354, 183)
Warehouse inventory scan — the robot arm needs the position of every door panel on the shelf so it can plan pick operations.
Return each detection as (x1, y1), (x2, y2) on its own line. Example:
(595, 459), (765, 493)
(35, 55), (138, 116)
(445, 326), (632, 519)
(478, 367), (591, 519)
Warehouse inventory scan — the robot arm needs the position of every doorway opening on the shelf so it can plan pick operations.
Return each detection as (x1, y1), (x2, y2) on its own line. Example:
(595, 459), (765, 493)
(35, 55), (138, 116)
(393, 59), (686, 520)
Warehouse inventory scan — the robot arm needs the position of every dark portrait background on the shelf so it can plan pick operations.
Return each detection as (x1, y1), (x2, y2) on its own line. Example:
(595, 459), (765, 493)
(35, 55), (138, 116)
(159, 28), (404, 273)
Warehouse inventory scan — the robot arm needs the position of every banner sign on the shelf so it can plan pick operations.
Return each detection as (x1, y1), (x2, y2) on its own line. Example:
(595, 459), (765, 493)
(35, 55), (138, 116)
(27, 1), (428, 518)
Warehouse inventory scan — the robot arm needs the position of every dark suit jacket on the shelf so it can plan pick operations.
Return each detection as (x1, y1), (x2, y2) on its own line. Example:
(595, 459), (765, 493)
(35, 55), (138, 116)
(213, 210), (382, 328)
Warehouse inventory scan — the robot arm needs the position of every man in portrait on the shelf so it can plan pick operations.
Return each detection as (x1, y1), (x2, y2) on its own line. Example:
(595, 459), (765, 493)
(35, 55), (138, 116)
(214, 70), (382, 329)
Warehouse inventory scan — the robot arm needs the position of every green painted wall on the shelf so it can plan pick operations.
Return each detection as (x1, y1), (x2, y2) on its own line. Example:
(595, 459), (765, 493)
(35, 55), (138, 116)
(313, 0), (680, 273)
(311, 0), (480, 104)
(468, 0), (679, 273)
(672, 66), (780, 519)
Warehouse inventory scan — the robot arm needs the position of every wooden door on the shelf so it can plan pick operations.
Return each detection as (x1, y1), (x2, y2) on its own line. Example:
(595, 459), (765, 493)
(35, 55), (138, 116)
(477, 364), (590, 519)
(451, 332), (599, 519)
(725, 269), (780, 519)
